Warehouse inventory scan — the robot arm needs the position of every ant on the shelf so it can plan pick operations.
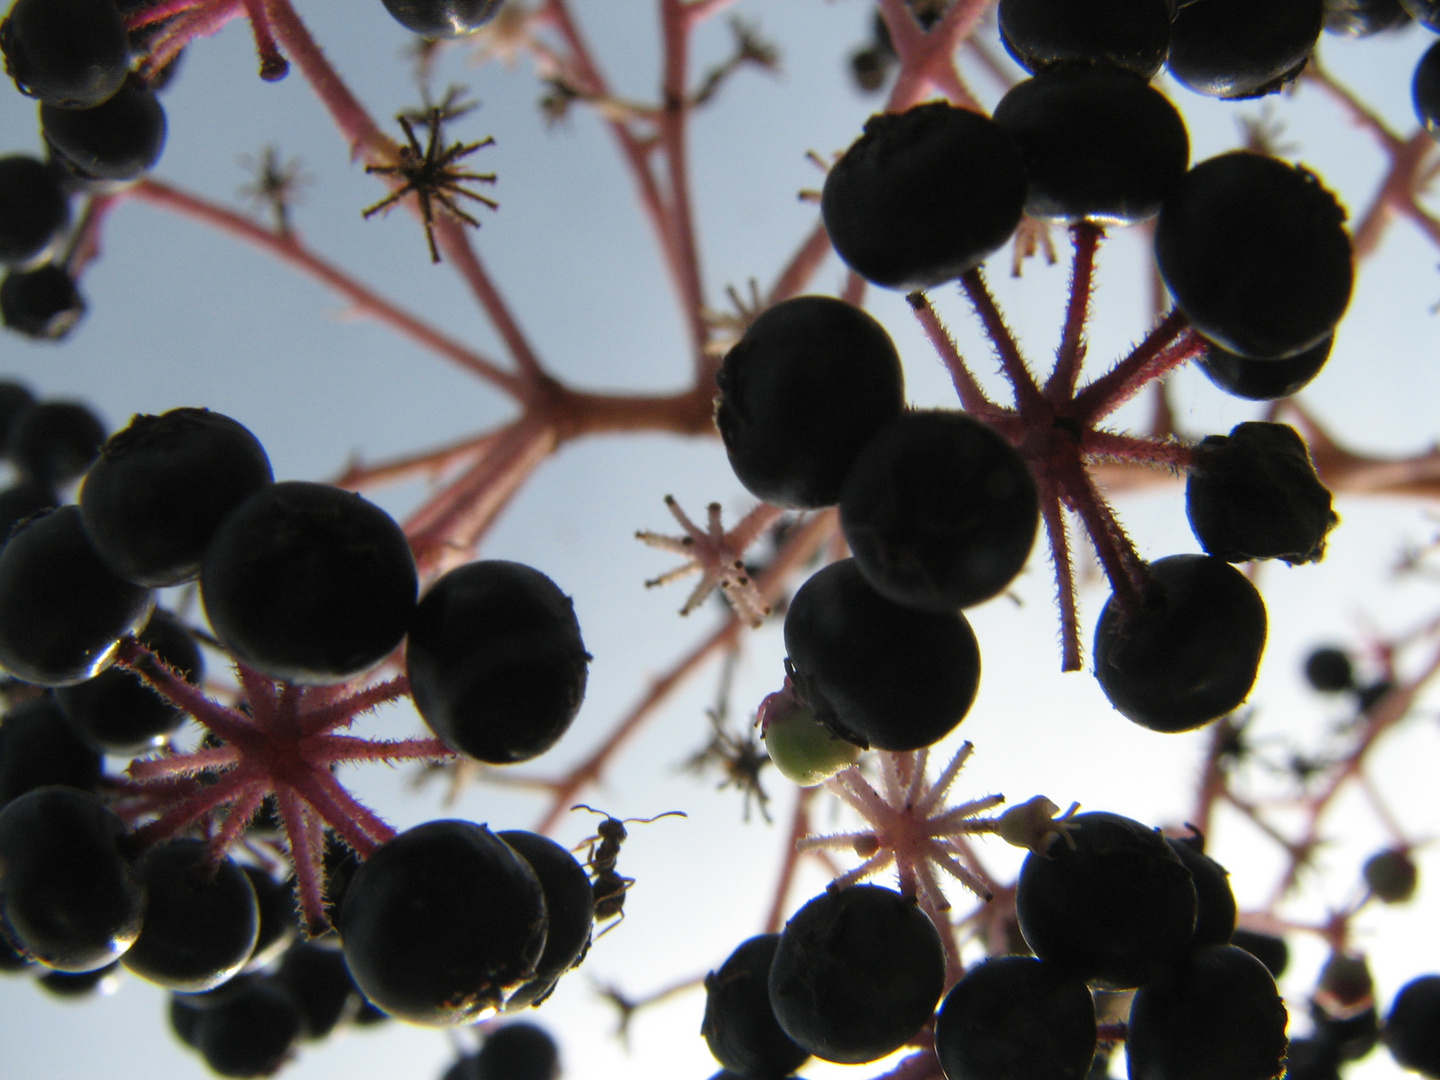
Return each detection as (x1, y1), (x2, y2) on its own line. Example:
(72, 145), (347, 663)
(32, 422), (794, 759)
(571, 805), (685, 930)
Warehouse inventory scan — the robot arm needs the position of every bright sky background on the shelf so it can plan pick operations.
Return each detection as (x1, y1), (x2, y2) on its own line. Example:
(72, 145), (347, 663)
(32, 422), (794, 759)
(2, 3), (1440, 1080)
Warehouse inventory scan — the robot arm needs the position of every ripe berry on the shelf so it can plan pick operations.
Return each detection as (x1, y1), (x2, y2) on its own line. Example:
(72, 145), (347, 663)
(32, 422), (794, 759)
(122, 839), (260, 993)
(1016, 811), (1197, 989)
(193, 977), (303, 1078)
(273, 940), (362, 1039)
(1363, 847), (1418, 903)
(1304, 646), (1354, 692)
(0, 0), (130, 108)
(0, 504), (155, 686)
(497, 829), (595, 1007)
(768, 884), (945, 1064)
(0, 380), (35, 443)
(7, 398), (105, 485)
(80, 407), (274, 587)
(42, 77), (168, 182)
(406, 560), (588, 764)
(381, 0), (503, 38)
(338, 820), (547, 1025)
(783, 558), (981, 751)
(0, 154), (69, 265)
(702, 934), (811, 1079)
(1093, 554), (1267, 733)
(821, 102), (1028, 290)
(36, 959), (121, 998)
(1384, 975), (1440, 1078)
(474, 1023), (561, 1080)
(1166, 0), (1323, 99)
(714, 296), (905, 509)
(1166, 832), (1237, 947)
(1230, 928), (1289, 979)
(1128, 945), (1289, 1080)
(1155, 151), (1352, 360)
(933, 955), (1097, 1080)
(1184, 421), (1337, 564)
(993, 65), (1189, 226)
(0, 477), (58, 543)
(0, 261), (85, 339)
(201, 481), (417, 684)
(0, 693), (102, 808)
(1197, 334), (1331, 400)
(997, 0), (1173, 78)
(840, 410), (1039, 612)
(0, 785), (145, 972)
(240, 865), (294, 971)
(1415, 40), (1440, 138)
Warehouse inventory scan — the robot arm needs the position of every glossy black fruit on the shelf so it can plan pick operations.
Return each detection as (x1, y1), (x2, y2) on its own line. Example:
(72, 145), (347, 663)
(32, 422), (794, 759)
(714, 296), (905, 509)
(1230, 929), (1289, 979)
(997, 0), (1172, 78)
(7, 398), (105, 485)
(1016, 811), (1197, 989)
(934, 955), (1097, 1080)
(1197, 334), (1331, 400)
(0, 505), (155, 686)
(703, 934), (810, 1079)
(768, 884), (945, 1064)
(1384, 975), (1440, 1078)
(0, 155), (69, 265)
(1363, 847), (1417, 903)
(1415, 40), (1440, 139)
(0, 693), (102, 808)
(381, 0), (503, 38)
(0, 785), (144, 972)
(201, 481), (417, 684)
(1156, 152), (1352, 361)
(338, 820), (547, 1025)
(42, 77), (167, 182)
(993, 65), (1189, 226)
(273, 940), (362, 1039)
(194, 977), (303, 1078)
(474, 1022), (561, 1080)
(498, 830), (595, 1008)
(1166, 832), (1237, 947)
(1185, 421), (1336, 564)
(1304, 646), (1354, 692)
(821, 102), (1028, 289)
(840, 410), (1039, 612)
(0, 0), (129, 108)
(1127, 945), (1289, 1080)
(0, 477), (58, 543)
(1167, 0), (1323, 98)
(0, 261), (84, 339)
(783, 558), (981, 751)
(407, 560), (588, 765)
(80, 407), (274, 587)
(1093, 554), (1267, 733)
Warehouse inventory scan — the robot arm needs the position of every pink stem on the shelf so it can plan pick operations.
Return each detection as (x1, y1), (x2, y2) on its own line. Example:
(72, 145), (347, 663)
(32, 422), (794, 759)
(276, 789), (327, 934)
(1046, 222), (1102, 404)
(310, 734), (456, 767)
(908, 291), (998, 417)
(767, 221), (833, 306)
(959, 268), (1047, 417)
(287, 769), (394, 854)
(240, 0), (289, 80)
(1057, 461), (1149, 612)
(130, 767), (263, 849)
(298, 675), (413, 737)
(114, 638), (261, 747)
(128, 745), (239, 781)
(208, 787), (266, 860)
(1038, 484), (1082, 672)
(124, 0), (205, 28)
(884, 0), (991, 113)
(660, 0), (710, 363)
(1072, 310), (1195, 422)
(1082, 430), (1196, 471)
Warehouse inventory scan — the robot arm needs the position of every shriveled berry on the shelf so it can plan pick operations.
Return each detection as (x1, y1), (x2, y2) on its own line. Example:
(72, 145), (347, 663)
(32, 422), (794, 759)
(1155, 151), (1352, 361)
(381, 0), (503, 38)
(498, 830), (595, 1008)
(1016, 811), (1197, 989)
(821, 102), (1028, 290)
(407, 561), (588, 764)
(703, 934), (810, 1079)
(7, 398), (105, 484)
(840, 410), (1039, 612)
(769, 884), (945, 1064)
(1094, 554), (1267, 733)
(339, 820), (547, 1025)
(80, 407), (274, 587)
(783, 558), (981, 751)
(1384, 975), (1440, 1078)
(0, 693), (102, 808)
(1197, 334), (1331, 400)
(0, 0), (129, 108)
(201, 481), (417, 684)
(998, 0), (1172, 78)
(42, 77), (167, 182)
(1185, 421), (1336, 564)
(0, 785), (144, 972)
(934, 955), (1097, 1080)
(714, 296), (905, 509)
(0, 155), (69, 265)
(0, 261), (84, 339)
(1167, 0), (1323, 99)
(0, 505), (155, 686)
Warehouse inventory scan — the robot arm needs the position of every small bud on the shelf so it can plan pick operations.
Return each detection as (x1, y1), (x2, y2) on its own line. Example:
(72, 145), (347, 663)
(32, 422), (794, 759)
(997, 796), (1080, 856)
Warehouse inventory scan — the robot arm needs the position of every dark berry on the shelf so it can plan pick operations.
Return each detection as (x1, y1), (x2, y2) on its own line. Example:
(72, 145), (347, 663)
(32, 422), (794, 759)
(0, 380), (34, 443)
(7, 398), (105, 484)
(1310, 998), (1379, 1063)
(0, 785), (144, 972)
(0, 0), (129, 108)
(0, 261), (84, 339)
(1303, 646), (1354, 692)
(1167, 0), (1323, 99)
(37, 959), (121, 997)
(1128, 945), (1288, 1080)
(406, 560), (588, 764)
(839, 410), (1039, 612)
(1185, 421), (1336, 564)
(821, 102), (1029, 290)
(1093, 554), (1267, 734)
(80, 407), (274, 587)
(1197, 334), (1331, 400)
(993, 65), (1189, 226)
(380, 0), (503, 38)
(1016, 811), (1197, 989)
(1230, 929), (1289, 979)
(702, 934), (811, 1079)
(474, 1023), (561, 1080)
(338, 820), (547, 1025)
(1166, 832), (1237, 947)
(1317, 951), (1373, 1012)
(497, 830), (595, 1008)
(1415, 40), (1440, 139)
(1363, 847), (1418, 903)
(194, 977), (303, 1078)
(1285, 1038), (1342, 1080)
(1384, 975), (1440, 1078)
(273, 940), (361, 1039)
(240, 865), (294, 971)
(0, 477), (58, 544)
(0, 693), (102, 808)
(1325, 0), (1410, 33)
(54, 608), (203, 755)
(783, 558), (981, 751)
(42, 76), (167, 182)
(768, 884), (945, 1064)
(714, 296), (905, 509)
(201, 481), (417, 684)
(0, 504), (155, 686)
(122, 839), (260, 992)
(997, 0), (1173, 78)
(0, 154), (69, 265)
(934, 955), (1097, 1080)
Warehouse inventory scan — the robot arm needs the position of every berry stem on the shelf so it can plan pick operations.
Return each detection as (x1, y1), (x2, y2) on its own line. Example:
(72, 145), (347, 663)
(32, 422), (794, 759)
(907, 291), (1000, 417)
(1039, 488), (1083, 672)
(310, 735), (456, 767)
(240, 0), (289, 81)
(1055, 459), (1149, 612)
(128, 744), (238, 782)
(765, 787), (816, 934)
(959, 268), (1048, 418)
(298, 675), (414, 738)
(881, 0), (986, 113)
(276, 788), (328, 934)
(1046, 222), (1102, 405)
(284, 768), (393, 855)
(1081, 430), (1196, 472)
(1071, 309), (1193, 422)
